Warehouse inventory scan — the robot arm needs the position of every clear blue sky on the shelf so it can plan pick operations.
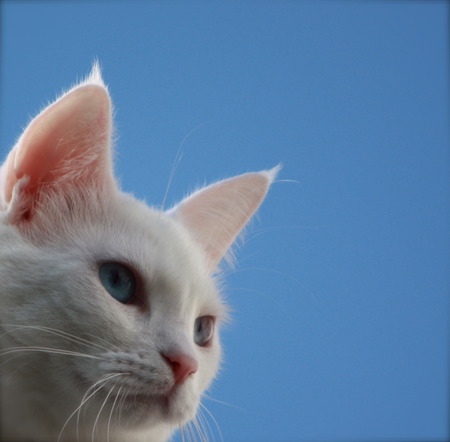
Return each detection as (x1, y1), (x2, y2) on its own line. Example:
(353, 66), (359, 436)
(1, 1), (448, 441)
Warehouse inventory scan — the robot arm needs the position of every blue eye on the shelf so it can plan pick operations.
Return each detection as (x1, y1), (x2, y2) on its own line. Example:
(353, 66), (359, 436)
(194, 316), (215, 347)
(99, 262), (136, 304)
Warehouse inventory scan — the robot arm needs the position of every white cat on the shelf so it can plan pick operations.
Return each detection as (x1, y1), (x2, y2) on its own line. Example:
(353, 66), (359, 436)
(0, 65), (277, 442)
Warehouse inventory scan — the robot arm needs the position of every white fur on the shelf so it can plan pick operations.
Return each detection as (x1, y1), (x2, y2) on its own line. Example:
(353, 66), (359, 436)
(0, 66), (276, 442)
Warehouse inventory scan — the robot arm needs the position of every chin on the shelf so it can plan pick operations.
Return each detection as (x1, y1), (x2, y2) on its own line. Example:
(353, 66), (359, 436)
(164, 388), (200, 424)
(113, 385), (200, 431)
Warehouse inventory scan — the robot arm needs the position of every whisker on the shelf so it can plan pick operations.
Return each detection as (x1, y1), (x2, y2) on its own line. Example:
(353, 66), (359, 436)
(179, 422), (187, 442)
(0, 346), (103, 360)
(201, 406), (216, 442)
(57, 373), (120, 442)
(186, 421), (195, 442)
(199, 402), (223, 442)
(107, 385), (122, 442)
(117, 386), (130, 428)
(91, 385), (115, 442)
(178, 422), (186, 442)
(74, 373), (124, 442)
(190, 416), (201, 442)
(203, 393), (248, 413)
(81, 333), (116, 351)
(273, 178), (300, 185)
(194, 410), (208, 442)
(160, 121), (210, 212)
(0, 324), (111, 352)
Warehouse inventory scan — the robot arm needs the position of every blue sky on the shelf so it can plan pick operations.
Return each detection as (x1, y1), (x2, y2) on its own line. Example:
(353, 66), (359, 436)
(1, 1), (448, 441)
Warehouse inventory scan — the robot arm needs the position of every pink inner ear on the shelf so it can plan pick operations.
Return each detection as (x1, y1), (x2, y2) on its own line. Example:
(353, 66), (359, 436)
(4, 148), (17, 204)
(173, 170), (277, 271)
(5, 84), (112, 204)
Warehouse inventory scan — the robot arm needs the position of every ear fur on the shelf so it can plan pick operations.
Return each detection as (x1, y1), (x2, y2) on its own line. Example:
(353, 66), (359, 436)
(0, 64), (115, 223)
(169, 166), (279, 271)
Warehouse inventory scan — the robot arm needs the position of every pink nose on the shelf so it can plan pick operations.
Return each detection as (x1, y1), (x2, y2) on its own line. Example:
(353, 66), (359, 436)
(163, 351), (198, 384)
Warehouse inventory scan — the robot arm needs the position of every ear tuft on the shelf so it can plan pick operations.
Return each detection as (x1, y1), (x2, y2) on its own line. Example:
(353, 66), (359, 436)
(83, 60), (107, 88)
(264, 164), (282, 183)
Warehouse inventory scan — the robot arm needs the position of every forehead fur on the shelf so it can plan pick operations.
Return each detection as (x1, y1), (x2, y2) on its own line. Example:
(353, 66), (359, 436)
(18, 185), (225, 318)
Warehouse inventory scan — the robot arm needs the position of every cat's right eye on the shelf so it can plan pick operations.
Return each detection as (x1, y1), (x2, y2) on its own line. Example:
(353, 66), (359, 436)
(99, 262), (136, 304)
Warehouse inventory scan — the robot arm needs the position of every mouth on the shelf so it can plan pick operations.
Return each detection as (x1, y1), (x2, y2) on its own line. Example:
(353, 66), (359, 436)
(73, 371), (196, 426)
(100, 380), (196, 426)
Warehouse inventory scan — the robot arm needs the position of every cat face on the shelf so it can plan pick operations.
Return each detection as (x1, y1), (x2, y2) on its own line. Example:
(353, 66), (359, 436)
(16, 195), (223, 429)
(0, 64), (277, 441)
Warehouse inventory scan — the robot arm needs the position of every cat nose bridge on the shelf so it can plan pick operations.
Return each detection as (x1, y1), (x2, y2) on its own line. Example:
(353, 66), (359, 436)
(156, 321), (199, 384)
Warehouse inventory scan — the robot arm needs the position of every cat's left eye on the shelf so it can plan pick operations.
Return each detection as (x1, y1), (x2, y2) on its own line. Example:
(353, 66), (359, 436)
(194, 316), (215, 347)
(99, 262), (136, 304)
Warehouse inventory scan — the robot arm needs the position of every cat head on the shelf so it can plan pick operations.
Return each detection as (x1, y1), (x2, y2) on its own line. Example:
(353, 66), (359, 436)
(0, 64), (277, 439)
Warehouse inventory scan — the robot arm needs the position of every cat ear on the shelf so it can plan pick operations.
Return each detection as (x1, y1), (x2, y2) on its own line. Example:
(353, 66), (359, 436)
(169, 167), (279, 271)
(0, 66), (115, 221)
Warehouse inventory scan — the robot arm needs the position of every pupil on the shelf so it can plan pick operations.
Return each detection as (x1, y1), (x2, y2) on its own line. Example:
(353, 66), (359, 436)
(111, 270), (120, 286)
